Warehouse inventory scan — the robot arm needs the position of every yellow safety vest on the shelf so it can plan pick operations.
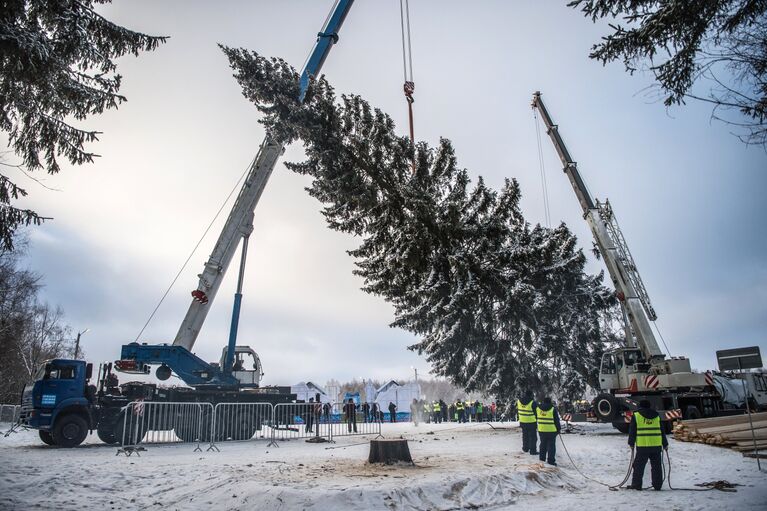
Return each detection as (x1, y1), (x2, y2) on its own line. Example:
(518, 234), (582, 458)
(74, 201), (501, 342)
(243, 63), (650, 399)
(517, 399), (536, 424)
(456, 402), (464, 411)
(536, 407), (557, 433)
(634, 411), (662, 448)
(434, 403), (441, 412)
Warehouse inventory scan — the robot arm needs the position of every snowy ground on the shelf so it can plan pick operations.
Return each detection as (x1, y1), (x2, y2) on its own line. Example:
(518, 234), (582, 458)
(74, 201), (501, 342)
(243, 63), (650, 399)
(0, 420), (764, 510)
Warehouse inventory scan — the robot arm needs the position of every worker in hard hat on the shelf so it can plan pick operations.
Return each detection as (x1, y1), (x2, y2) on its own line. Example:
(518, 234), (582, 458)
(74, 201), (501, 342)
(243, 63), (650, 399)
(627, 399), (668, 490)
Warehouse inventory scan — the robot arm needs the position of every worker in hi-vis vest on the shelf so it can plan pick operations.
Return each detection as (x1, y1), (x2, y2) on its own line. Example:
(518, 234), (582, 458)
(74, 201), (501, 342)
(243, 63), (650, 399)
(517, 390), (538, 455)
(536, 396), (561, 466)
(627, 399), (668, 491)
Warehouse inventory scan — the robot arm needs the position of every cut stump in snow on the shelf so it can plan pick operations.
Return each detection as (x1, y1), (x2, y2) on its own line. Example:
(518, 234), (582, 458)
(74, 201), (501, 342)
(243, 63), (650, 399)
(368, 438), (413, 464)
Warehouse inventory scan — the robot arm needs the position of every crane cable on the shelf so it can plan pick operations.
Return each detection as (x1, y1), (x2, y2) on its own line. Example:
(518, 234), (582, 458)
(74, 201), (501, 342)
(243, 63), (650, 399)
(533, 108), (552, 228)
(133, 157), (254, 342)
(399, 0), (416, 171)
(651, 320), (673, 357)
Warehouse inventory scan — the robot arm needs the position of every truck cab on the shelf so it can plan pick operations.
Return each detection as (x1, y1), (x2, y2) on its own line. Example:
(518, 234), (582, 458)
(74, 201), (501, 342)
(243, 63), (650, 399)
(599, 348), (648, 391)
(733, 371), (767, 411)
(21, 359), (95, 447)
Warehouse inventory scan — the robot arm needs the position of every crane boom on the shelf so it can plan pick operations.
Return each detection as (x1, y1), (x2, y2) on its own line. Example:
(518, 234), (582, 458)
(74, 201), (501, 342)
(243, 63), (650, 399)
(531, 92), (665, 363)
(173, 0), (355, 352)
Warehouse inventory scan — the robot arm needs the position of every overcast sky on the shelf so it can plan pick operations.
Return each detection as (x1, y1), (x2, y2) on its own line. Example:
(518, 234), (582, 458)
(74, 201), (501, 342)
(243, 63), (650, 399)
(8, 1), (766, 389)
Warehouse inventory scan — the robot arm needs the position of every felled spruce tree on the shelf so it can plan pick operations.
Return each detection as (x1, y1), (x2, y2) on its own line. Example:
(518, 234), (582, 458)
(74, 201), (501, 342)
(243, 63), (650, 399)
(221, 46), (617, 401)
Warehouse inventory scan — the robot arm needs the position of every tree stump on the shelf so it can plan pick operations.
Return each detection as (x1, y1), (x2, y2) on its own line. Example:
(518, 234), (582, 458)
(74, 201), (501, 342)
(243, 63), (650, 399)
(368, 438), (413, 464)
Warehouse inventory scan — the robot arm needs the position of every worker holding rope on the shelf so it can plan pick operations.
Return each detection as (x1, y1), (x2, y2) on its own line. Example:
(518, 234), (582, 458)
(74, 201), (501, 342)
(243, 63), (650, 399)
(627, 399), (668, 491)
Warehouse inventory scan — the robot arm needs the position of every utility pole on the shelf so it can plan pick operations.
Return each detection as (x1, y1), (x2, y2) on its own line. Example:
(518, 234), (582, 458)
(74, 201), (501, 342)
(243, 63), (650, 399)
(74, 328), (89, 360)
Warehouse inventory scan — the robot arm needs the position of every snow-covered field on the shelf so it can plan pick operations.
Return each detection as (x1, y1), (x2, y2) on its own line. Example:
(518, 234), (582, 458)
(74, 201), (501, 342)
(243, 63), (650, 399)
(0, 421), (764, 510)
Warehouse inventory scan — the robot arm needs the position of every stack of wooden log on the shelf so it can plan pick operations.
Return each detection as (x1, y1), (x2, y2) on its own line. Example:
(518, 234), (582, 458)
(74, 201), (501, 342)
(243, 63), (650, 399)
(673, 412), (767, 453)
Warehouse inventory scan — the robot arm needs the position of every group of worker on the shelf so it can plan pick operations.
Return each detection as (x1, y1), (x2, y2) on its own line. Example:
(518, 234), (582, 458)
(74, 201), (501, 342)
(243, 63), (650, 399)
(418, 399), (498, 424)
(516, 392), (668, 490)
(516, 391), (561, 466)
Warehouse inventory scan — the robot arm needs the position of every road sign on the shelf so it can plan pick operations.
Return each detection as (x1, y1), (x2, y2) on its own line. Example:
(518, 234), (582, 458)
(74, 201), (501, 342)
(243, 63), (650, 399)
(716, 347), (763, 372)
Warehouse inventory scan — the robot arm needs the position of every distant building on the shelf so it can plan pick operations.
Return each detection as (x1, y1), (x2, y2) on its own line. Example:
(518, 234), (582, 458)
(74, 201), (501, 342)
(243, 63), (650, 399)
(374, 380), (421, 411)
(343, 391), (361, 406)
(291, 381), (330, 403)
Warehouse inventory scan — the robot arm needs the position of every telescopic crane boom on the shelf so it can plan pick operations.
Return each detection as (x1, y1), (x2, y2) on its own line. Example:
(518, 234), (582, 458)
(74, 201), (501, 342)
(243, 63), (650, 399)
(175, 1), (355, 355)
(531, 91), (664, 364)
(117, 0), (356, 387)
(531, 92), (721, 430)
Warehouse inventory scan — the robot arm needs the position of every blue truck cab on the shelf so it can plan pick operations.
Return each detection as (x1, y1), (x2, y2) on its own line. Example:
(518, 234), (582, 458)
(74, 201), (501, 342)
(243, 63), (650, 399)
(21, 359), (96, 447)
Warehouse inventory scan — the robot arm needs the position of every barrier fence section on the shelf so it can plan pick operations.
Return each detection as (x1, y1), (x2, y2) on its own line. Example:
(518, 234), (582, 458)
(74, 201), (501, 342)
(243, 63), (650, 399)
(121, 401), (212, 451)
(0, 404), (20, 423)
(328, 402), (382, 441)
(272, 402), (330, 445)
(211, 402), (273, 449)
(118, 400), (384, 451)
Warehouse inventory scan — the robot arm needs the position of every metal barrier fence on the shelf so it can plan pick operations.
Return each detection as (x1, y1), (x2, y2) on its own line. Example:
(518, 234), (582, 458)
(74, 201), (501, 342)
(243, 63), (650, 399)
(272, 402), (331, 444)
(327, 402), (382, 440)
(121, 401), (212, 451)
(118, 400), (385, 451)
(212, 402), (272, 447)
(0, 404), (21, 423)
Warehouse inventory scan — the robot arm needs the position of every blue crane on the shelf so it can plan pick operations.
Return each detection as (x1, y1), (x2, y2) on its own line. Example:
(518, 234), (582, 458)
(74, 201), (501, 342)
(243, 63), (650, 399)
(117, 0), (356, 388)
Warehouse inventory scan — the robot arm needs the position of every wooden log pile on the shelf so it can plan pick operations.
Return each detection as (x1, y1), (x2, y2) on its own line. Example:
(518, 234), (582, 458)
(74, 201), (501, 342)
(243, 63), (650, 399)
(673, 412), (767, 453)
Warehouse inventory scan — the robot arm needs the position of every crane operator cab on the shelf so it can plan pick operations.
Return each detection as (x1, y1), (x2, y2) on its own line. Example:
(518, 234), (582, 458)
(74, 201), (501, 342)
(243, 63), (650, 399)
(599, 348), (649, 392)
(220, 346), (264, 386)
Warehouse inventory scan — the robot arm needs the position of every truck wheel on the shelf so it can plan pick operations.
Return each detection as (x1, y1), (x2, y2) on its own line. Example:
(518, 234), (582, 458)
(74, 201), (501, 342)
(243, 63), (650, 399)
(222, 411), (257, 441)
(612, 422), (629, 434)
(593, 394), (620, 422)
(114, 412), (145, 446)
(39, 430), (57, 446)
(174, 421), (200, 442)
(684, 405), (701, 420)
(53, 414), (88, 448)
(96, 424), (118, 445)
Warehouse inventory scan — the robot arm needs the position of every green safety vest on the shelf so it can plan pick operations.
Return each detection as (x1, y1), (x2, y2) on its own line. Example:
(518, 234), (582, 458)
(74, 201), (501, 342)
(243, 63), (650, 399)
(536, 407), (557, 433)
(434, 403), (441, 412)
(517, 399), (536, 423)
(477, 403), (483, 413)
(634, 411), (662, 448)
(456, 402), (464, 411)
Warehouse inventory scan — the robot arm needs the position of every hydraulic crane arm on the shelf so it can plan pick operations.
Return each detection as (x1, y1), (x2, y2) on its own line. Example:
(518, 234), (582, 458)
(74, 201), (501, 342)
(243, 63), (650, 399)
(531, 92), (665, 364)
(173, 0), (355, 352)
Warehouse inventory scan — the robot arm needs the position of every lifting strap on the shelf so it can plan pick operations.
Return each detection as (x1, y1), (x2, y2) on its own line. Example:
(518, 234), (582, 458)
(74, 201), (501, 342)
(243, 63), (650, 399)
(399, 0), (415, 171)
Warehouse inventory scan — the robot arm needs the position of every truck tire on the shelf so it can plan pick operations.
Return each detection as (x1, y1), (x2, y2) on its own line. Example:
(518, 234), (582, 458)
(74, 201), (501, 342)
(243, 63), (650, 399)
(218, 410), (257, 441)
(684, 405), (701, 420)
(593, 394), (620, 422)
(96, 423), (118, 444)
(114, 412), (145, 446)
(39, 430), (57, 446)
(174, 421), (200, 442)
(612, 422), (629, 434)
(53, 414), (88, 448)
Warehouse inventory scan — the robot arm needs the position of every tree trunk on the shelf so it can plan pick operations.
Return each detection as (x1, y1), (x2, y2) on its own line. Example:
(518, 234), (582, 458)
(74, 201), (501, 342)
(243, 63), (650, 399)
(368, 438), (413, 464)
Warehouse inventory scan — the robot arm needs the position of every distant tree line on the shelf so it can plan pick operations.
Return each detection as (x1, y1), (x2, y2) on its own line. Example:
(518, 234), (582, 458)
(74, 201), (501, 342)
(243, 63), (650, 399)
(0, 236), (74, 403)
